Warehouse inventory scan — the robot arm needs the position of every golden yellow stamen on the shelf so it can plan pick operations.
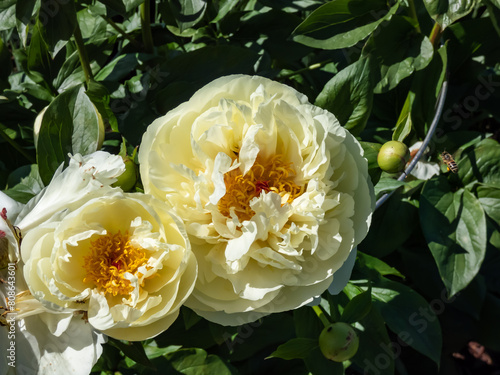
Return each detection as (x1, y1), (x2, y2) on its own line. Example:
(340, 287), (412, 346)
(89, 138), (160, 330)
(218, 155), (304, 221)
(83, 231), (148, 297)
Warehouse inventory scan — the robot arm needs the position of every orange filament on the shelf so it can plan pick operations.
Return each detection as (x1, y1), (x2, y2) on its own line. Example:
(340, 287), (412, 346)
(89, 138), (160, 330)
(83, 231), (149, 296)
(218, 155), (304, 221)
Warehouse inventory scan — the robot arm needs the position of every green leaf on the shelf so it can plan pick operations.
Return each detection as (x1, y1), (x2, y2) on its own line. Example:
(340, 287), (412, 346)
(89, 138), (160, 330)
(152, 45), (260, 115)
(369, 278), (443, 364)
(315, 57), (375, 136)
(340, 286), (372, 324)
(477, 184), (500, 223)
(97, 0), (127, 15)
(168, 0), (208, 32)
(95, 53), (143, 82)
(0, 35), (11, 81)
(37, 85), (102, 185)
(360, 141), (382, 184)
(86, 80), (118, 132)
(38, 0), (77, 55)
(268, 338), (318, 360)
(27, 22), (52, 81)
(291, 0), (399, 50)
(108, 338), (154, 369)
(360, 192), (417, 258)
(0, 0), (16, 31)
(420, 176), (487, 297)
(15, 0), (37, 47)
(392, 92), (414, 142)
(458, 139), (500, 188)
(410, 44), (447, 135)
(3, 164), (44, 204)
(363, 16), (434, 93)
(165, 348), (233, 375)
(350, 306), (395, 375)
(374, 177), (406, 197)
(356, 251), (405, 279)
(423, 0), (477, 29)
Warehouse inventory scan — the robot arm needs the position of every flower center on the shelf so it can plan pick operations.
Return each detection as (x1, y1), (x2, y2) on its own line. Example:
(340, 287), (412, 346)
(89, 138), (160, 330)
(218, 155), (304, 221)
(83, 231), (148, 296)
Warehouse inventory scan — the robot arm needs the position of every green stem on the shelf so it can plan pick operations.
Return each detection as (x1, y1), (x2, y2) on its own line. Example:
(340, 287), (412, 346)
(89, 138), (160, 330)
(73, 23), (93, 85)
(141, 0), (154, 53)
(485, 0), (500, 40)
(312, 305), (332, 328)
(407, 0), (421, 33)
(0, 126), (36, 164)
(100, 15), (142, 48)
(278, 60), (333, 80)
(428, 22), (443, 50)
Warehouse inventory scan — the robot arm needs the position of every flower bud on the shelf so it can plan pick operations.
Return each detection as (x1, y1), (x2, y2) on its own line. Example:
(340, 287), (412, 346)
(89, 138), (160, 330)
(318, 322), (359, 362)
(112, 156), (138, 191)
(377, 141), (409, 173)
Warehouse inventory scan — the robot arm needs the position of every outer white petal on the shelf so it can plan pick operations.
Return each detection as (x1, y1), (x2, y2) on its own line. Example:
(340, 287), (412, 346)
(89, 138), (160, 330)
(0, 313), (105, 375)
(0, 192), (24, 223)
(328, 247), (357, 295)
(16, 151), (124, 231)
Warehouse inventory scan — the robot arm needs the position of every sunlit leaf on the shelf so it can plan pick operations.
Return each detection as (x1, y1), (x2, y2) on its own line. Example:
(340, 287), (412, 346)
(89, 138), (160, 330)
(37, 85), (102, 185)
(423, 0), (477, 29)
(315, 57), (376, 136)
(363, 16), (434, 93)
(292, 0), (399, 50)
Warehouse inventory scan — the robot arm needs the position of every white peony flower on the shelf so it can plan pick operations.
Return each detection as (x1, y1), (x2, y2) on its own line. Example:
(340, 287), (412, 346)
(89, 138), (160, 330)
(139, 75), (375, 325)
(21, 191), (197, 341)
(0, 151), (197, 375)
(1, 192), (104, 375)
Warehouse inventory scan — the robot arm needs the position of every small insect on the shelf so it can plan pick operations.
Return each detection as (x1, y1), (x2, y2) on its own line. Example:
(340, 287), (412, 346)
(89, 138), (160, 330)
(441, 151), (458, 173)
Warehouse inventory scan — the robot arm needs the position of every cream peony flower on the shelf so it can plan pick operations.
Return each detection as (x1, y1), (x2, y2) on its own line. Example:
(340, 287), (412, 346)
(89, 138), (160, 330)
(0, 192), (105, 375)
(139, 75), (375, 325)
(21, 191), (197, 341)
(0, 150), (197, 375)
(14, 152), (197, 341)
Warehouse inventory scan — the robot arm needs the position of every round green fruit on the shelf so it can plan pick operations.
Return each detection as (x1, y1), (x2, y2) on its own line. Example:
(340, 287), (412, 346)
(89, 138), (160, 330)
(112, 157), (138, 191)
(377, 141), (409, 173)
(318, 322), (359, 362)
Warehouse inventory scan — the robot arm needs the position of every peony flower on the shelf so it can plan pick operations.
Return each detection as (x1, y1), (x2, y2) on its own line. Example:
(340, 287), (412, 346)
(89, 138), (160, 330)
(0, 151), (197, 374)
(0, 192), (105, 375)
(21, 191), (197, 341)
(139, 75), (374, 325)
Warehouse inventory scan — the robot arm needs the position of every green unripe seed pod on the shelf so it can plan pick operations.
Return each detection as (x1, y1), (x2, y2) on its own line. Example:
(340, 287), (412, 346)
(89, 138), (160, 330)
(112, 157), (138, 191)
(318, 322), (359, 362)
(377, 141), (410, 173)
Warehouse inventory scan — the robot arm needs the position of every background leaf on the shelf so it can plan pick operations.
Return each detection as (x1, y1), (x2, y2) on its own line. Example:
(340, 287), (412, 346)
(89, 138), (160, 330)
(268, 338), (318, 360)
(315, 57), (376, 136)
(420, 176), (487, 297)
(363, 15), (434, 93)
(37, 85), (102, 184)
(292, 0), (398, 50)
(423, 0), (477, 29)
